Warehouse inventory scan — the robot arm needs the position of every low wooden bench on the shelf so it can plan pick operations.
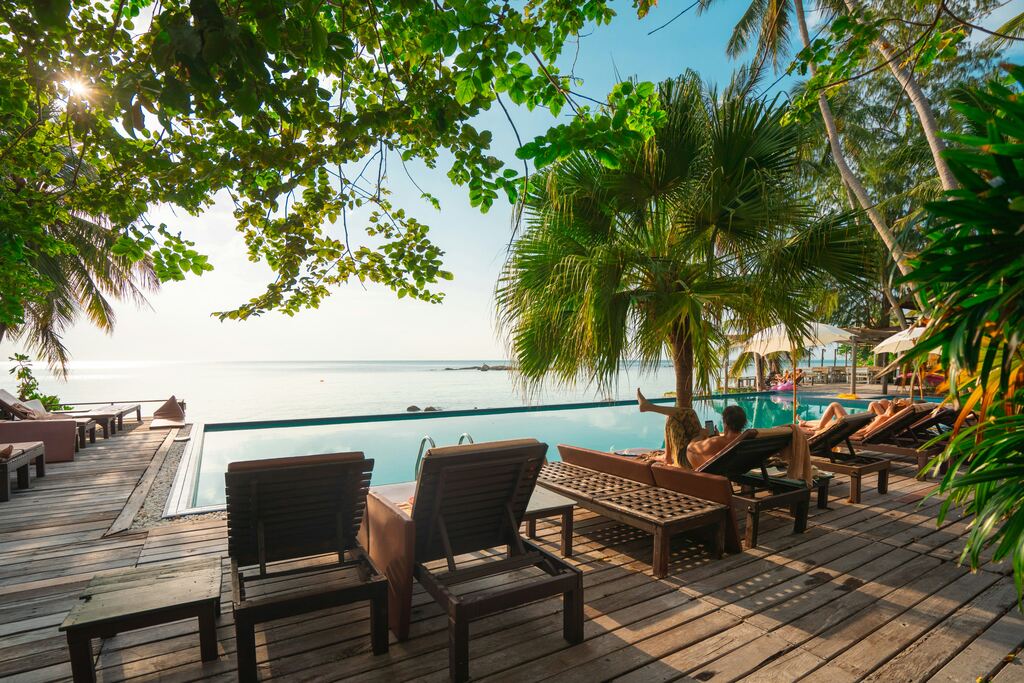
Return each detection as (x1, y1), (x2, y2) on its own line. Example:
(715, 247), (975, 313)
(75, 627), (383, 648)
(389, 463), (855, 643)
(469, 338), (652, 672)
(539, 461), (728, 578)
(60, 557), (221, 683)
(0, 441), (45, 501)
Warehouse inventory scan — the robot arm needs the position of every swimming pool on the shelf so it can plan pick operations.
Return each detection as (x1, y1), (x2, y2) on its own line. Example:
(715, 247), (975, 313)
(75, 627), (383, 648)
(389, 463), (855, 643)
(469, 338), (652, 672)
(167, 393), (867, 514)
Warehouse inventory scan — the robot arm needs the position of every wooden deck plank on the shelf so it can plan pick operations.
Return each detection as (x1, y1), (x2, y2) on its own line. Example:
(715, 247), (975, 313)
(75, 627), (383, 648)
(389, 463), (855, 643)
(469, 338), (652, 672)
(0, 421), (1020, 683)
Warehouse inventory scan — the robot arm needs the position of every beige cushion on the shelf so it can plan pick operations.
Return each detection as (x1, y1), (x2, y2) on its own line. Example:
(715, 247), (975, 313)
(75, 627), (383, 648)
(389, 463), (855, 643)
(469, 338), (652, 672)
(153, 396), (185, 421)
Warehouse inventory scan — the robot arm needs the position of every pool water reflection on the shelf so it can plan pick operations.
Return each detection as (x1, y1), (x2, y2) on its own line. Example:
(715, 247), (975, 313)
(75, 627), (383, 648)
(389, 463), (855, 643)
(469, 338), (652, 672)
(191, 394), (862, 508)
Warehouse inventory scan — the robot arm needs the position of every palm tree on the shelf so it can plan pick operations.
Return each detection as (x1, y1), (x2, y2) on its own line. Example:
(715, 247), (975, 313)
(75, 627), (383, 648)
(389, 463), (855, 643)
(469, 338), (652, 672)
(0, 149), (158, 375)
(496, 73), (869, 408)
(711, 0), (931, 290)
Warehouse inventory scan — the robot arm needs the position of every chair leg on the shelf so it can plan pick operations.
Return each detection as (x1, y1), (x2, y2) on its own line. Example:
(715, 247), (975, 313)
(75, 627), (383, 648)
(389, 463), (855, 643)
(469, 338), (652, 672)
(711, 518), (725, 559)
(561, 509), (574, 558)
(0, 464), (10, 502)
(849, 473), (862, 504)
(370, 585), (389, 655)
(448, 615), (470, 683)
(66, 631), (96, 683)
(198, 604), (219, 661)
(652, 527), (670, 578)
(793, 500), (809, 534)
(745, 509), (759, 548)
(816, 481), (829, 509)
(878, 468), (889, 494)
(234, 615), (258, 683)
(35, 455), (45, 478)
(563, 573), (584, 644)
(16, 463), (29, 490)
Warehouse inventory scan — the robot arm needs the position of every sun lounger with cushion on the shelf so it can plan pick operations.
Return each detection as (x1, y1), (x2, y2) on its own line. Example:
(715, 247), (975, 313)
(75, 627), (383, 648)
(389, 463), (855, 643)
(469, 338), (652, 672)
(225, 452), (388, 682)
(807, 412), (890, 503)
(556, 444), (740, 559)
(359, 439), (583, 682)
(852, 403), (944, 474)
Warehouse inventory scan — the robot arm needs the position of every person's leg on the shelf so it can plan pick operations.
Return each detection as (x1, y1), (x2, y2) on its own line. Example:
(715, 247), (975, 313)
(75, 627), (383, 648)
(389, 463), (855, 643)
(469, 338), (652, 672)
(637, 389), (678, 417)
(816, 402), (847, 428)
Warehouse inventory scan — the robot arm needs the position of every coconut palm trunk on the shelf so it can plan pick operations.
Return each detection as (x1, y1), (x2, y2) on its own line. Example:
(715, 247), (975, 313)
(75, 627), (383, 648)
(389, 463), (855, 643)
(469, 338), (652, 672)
(841, 0), (958, 191)
(670, 322), (695, 408)
(792, 0), (923, 307)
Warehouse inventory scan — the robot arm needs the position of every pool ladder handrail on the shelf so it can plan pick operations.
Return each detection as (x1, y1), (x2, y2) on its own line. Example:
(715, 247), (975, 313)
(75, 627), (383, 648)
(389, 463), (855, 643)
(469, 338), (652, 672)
(414, 433), (475, 476)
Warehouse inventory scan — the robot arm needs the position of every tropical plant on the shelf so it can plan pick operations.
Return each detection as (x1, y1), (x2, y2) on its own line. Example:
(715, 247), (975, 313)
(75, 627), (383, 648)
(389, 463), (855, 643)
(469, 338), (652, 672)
(497, 73), (870, 407)
(0, 146), (160, 374)
(706, 0), (1013, 292)
(905, 64), (1024, 600)
(797, 36), (1000, 330)
(8, 354), (65, 411)
(1, 0), (666, 329)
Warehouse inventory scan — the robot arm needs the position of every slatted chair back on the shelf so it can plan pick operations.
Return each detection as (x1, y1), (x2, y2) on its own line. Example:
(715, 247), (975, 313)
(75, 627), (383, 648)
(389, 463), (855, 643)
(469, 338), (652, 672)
(696, 429), (792, 480)
(858, 403), (934, 444)
(907, 406), (957, 435)
(410, 439), (547, 566)
(225, 452), (373, 574)
(807, 412), (876, 458)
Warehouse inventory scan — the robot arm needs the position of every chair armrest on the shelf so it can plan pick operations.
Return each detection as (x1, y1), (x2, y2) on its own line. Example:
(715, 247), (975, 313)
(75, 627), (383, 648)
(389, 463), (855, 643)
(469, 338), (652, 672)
(358, 491), (415, 641)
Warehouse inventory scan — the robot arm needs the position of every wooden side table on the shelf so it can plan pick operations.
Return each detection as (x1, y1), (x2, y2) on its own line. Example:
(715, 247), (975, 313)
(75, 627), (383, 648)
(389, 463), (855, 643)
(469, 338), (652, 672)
(60, 557), (222, 682)
(522, 486), (576, 557)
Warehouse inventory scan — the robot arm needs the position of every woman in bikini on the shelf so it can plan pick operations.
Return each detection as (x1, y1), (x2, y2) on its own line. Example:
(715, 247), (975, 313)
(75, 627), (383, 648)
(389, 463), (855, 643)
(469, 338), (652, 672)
(798, 398), (909, 435)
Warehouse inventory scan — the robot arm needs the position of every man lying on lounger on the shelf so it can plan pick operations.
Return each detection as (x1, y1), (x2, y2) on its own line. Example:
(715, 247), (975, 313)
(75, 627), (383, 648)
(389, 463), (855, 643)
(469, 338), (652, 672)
(685, 405), (749, 469)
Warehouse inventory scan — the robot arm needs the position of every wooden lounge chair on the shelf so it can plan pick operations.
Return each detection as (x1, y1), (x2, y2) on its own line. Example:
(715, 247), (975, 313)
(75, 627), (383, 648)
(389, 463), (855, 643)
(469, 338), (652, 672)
(0, 389), (113, 449)
(553, 445), (734, 574)
(807, 412), (890, 504)
(225, 452), (388, 682)
(0, 391), (78, 463)
(851, 403), (944, 475)
(360, 439), (583, 682)
(0, 441), (45, 501)
(696, 428), (812, 548)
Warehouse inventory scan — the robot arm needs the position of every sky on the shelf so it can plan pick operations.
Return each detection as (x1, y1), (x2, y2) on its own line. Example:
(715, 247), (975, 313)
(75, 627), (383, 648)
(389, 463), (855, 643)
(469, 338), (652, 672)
(3, 2), (1015, 364)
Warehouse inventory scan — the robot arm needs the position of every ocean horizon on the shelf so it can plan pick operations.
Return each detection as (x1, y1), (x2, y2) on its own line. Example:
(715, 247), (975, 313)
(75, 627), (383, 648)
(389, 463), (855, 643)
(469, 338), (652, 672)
(19, 357), (853, 423)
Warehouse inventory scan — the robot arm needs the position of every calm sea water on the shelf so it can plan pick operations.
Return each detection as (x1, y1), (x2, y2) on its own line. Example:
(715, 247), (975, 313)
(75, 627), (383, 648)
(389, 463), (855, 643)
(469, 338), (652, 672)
(26, 358), (851, 423)
(29, 360), (688, 422)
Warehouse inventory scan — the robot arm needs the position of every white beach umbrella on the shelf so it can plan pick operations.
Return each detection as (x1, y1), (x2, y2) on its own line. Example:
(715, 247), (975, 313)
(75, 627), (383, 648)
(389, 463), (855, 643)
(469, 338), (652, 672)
(873, 327), (941, 398)
(872, 326), (925, 355)
(744, 322), (852, 356)
(744, 322), (852, 422)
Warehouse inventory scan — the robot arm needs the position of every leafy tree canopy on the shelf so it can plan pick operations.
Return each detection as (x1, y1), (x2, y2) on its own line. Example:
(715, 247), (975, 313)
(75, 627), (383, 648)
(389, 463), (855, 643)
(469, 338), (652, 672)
(0, 0), (661, 328)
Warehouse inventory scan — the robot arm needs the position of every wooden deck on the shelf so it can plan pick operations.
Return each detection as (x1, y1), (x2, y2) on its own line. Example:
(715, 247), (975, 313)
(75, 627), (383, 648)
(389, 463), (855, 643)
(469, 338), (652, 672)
(1, 424), (1022, 682)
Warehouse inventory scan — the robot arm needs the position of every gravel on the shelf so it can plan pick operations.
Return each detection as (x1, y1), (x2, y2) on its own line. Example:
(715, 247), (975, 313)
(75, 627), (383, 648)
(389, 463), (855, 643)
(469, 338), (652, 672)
(130, 424), (226, 530)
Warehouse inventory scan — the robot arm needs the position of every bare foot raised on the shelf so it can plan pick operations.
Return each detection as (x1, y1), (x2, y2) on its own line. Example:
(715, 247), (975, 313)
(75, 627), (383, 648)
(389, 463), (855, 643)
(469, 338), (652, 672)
(637, 388), (653, 412)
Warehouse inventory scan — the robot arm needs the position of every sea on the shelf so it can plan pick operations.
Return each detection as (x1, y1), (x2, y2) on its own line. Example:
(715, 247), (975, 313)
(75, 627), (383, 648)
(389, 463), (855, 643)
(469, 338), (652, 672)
(23, 358), (847, 424)
(24, 360), (674, 423)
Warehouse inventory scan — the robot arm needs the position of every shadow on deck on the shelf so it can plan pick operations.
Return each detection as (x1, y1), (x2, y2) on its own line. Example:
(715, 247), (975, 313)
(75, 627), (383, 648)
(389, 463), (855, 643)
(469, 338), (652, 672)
(0, 424), (1020, 682)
